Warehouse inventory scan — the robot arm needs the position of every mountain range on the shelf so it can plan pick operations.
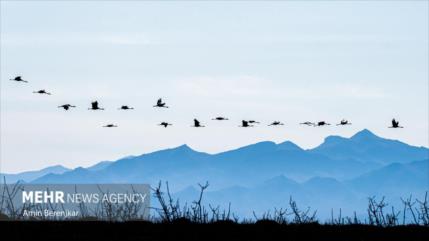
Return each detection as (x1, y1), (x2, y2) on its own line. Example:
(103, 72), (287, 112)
(1, 129), (428, 219)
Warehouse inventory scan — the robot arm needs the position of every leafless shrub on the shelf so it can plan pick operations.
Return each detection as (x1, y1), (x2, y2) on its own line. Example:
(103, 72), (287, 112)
(288, 196), (317, 224)
(367, 196), (388, 226)
(401, 194), (418, 225)
(402, 192), (429, 226)
(416, 192), (429, 225)
(151, 181), (238, 223)
(366, 196), (402, 226)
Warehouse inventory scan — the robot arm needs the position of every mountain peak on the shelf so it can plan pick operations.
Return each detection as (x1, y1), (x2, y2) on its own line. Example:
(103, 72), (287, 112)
(323, 135), (347, 144)
(40, 165), (70, 173)
(351, 129), (379, 140)
(171, 144), (196, 153)
(278, 141), (303, 151)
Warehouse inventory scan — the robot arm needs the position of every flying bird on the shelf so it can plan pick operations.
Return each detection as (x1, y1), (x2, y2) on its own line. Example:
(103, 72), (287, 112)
(58, 104), (76, 111)
(315, 121), (330, 127)
(88, 101), (104, 110)
(300, 121), (315, 126)
(153, 98), (168, 108)
(268, 121), (284, 126)
(192, 119), (205, 127)
(118, 105), (134, 110)
(33, 89), (51, 95)
(239, 120), (253, 127)
(103, 124), (118, 128)
(10, 76), (28, 83)
(159, 122), (172, 128)
(212, 117), (229, 121)
(336, 119), (352, 126)
(389, 118), (403, 128)
(248, 120), (260, 124)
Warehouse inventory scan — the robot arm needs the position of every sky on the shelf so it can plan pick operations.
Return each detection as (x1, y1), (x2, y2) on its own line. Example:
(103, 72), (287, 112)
(1, 1), (428, 173)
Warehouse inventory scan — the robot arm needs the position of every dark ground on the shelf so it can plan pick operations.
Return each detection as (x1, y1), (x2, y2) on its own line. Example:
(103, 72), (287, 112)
(1, 221), (429, 241)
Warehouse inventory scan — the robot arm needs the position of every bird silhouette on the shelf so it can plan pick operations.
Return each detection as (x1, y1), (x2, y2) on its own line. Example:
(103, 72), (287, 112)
(103, 124), (118, 128)
(58, 104), (76, 111)
(300, 121), (315, 126)
(88, 101), (104, 110)
(268, 121), (284, 126)
(153, 98), (168, 108)
(239, 120), (253, 127)
(159, 122), (172, 128)
(248, 120), (260, 124)
(336, 119), (352, 126)
(315, 121), (330, 127)
(192, 119), (205, 127)
(10, 76), (28, 83)
(389, 118), (403, 128)
(118, 105), (134, 110)
(33, 89), (51, 95)
(212, 117), (229, 121)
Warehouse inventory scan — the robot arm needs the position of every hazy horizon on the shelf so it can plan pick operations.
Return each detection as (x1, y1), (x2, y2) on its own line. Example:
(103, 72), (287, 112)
(1, 1), (428, 173)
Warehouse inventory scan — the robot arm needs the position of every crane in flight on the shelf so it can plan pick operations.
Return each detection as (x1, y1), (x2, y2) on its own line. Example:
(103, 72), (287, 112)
(268, 121), (284, 126)
(248, 120), (260, 124)
(315, 121), (330, 127)
(159, 122), (172, 128)
(336, 119), (352, 126)
(212, 117), (229, 121)
(153, 98), (168, 108)
(58, 104), (76, 111)
(389, 118), (403, 128)
(118, 105), (134, 110)
(10, 76), (28, 83)
(192, 119), (205, 127)
(33, 89), (51, 95)
(300, 121), (315, 126)
(88, 101), (104, 110)
(103, 124), (118, 128)
(239, 120), (253, 127)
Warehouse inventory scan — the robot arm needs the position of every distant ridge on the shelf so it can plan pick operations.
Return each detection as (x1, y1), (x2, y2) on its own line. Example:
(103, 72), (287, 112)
(0, 165), (70, 183)
(310, 129), (428, 165)
(26, 130), (427, 188)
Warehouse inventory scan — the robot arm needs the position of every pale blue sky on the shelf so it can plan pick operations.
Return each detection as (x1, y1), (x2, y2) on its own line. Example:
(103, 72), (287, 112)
(1, 1), (428, 173)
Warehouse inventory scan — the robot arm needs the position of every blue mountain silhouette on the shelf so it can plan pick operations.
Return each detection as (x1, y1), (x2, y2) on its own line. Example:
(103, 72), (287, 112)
(170, 160), (428, 219)
(28, 130), (427, 187)
(3, 129), (427, 219)
(0, 165), (70, 183)
(310, 129), (428, 165)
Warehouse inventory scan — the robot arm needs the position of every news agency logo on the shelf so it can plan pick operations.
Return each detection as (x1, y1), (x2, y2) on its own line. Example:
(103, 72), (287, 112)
(1, 184), (150, 221)
(21, 190), (147, 204)
(22, 191), (65, 203)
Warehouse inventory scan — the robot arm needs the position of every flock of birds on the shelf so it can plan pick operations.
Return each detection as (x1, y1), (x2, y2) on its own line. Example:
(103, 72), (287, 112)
(9, 75), (404, 129)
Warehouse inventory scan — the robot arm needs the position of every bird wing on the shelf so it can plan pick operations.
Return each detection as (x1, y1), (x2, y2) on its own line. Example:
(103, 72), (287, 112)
(194, 119), (200, 126)
(157, 98), (162, 105)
